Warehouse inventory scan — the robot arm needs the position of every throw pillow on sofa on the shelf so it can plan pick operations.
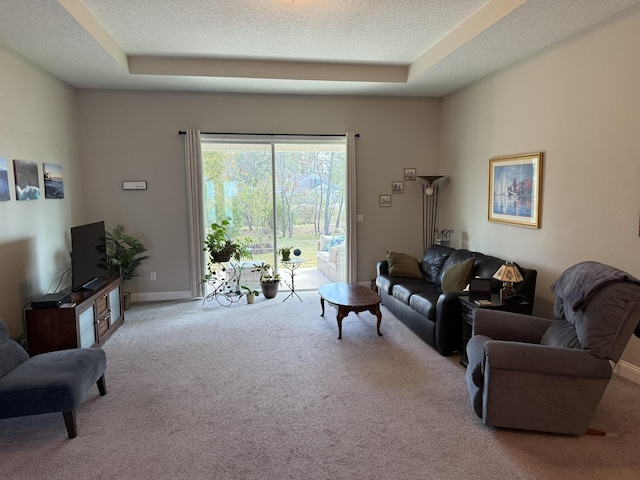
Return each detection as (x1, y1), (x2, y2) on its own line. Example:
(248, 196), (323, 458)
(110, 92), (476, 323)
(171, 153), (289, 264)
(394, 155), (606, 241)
(441, 257), (475, 292)
(323, 236), (344, 251)
(387, 251), (423, 279)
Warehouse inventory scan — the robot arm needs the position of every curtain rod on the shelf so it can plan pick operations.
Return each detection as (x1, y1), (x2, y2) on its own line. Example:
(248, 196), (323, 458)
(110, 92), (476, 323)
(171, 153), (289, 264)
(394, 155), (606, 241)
(178, 131), (359, 137)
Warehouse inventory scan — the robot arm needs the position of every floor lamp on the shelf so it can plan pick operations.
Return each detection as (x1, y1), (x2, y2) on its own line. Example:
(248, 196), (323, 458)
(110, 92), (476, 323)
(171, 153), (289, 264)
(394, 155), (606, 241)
(418, 176), (444, 251)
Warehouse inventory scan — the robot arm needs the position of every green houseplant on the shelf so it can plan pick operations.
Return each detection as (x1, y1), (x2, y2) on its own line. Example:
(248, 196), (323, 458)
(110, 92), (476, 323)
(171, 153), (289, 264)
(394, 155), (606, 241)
(204, 218), (252, 263)
(103, 224), (149, 310)
(278, 246), (292, 261)
(252, 263), (281, 299)
(241, 285), (260, 304)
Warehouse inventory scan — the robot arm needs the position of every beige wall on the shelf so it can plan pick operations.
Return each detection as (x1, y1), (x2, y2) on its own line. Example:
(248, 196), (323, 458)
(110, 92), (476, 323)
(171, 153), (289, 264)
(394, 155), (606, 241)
(0, 45), (82, 338)
(1, 44), (440, 338)
(75, 91), (441, 299)
(439, 6), (640, 365)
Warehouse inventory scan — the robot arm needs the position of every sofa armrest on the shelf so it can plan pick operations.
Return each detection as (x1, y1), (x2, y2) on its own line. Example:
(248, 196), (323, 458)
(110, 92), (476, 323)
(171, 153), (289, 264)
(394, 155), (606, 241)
(473, 309), (552, 343)
(434, 291), (467, 355)
(484, 341), (612, 378)
(377, 260), (389, 276)
(329, 244), (343, 263)
(436, 290), (466, 315)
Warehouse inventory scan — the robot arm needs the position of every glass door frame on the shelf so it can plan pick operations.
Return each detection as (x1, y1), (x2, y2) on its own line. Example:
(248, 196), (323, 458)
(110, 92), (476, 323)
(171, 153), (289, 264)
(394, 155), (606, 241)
(200, 133), (353, 285)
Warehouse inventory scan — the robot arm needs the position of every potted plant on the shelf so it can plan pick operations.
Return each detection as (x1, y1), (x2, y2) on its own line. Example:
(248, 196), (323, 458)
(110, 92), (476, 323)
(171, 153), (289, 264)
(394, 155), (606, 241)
(279, 246), (292, 261)
(204, 218), (252, 263)
(252, 263), (281, 299)
(103, 224), (149, 310)
(241, 285), (260, 304)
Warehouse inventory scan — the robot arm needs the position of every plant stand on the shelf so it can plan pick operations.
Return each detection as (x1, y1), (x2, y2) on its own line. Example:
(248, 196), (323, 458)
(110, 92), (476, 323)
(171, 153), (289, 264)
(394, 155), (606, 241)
(281, 258), (305, 302)
(201, 262), (244, 307)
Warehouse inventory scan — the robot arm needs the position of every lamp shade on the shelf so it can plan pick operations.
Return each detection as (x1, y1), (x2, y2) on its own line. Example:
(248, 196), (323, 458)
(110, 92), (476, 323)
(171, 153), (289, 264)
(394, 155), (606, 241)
(417, 175), (444, 184)
(492, 262), (523, 283)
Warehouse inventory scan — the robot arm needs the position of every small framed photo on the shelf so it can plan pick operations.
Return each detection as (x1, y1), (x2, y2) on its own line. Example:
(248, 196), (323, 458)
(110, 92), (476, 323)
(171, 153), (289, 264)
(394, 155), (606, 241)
(489, 152), (543, 228)
(379, 195), (391, 207)
(391, 181), (404, 194)
(43, 163), (64, 199)
(404, 168), (416, 181)
(0, 157), (10, 201)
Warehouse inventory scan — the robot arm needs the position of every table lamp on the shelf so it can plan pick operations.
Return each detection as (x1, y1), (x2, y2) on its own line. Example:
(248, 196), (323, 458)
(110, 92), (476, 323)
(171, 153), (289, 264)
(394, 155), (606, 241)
(492, 261), (523, 301)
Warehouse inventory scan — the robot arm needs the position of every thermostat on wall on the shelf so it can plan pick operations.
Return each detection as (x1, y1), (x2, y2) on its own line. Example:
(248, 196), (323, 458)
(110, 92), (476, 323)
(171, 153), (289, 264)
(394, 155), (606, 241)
(122, 181), (147, 190)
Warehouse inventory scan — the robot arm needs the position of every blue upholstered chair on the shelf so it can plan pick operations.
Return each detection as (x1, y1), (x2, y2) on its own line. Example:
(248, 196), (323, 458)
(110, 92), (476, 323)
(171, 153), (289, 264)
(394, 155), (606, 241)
(0, 317), (107, 438)
(466, 261), (640, 435)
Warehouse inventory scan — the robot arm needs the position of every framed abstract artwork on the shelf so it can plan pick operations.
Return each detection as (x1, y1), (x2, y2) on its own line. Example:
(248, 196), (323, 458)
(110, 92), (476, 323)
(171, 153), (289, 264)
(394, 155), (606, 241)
(13, 159), (41, 200)
(488, 152), (543, 228)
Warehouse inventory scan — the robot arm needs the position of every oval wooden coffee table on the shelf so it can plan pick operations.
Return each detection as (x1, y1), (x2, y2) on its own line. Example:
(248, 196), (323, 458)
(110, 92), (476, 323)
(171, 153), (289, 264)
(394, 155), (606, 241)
(318, 283), (383, 339)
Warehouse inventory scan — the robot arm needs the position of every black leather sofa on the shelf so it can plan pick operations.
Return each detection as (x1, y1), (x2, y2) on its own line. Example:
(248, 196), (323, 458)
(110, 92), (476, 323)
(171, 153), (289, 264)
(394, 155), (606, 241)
(376, 245), (537, 356)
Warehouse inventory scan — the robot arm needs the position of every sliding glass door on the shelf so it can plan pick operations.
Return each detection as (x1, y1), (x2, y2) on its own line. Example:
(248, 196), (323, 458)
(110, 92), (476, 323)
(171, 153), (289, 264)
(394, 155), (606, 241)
(201, 135), (348, 290)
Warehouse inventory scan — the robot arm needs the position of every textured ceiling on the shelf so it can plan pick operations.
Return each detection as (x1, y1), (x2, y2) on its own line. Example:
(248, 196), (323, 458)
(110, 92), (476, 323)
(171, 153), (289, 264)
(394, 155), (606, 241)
(0, 0), (638, 97)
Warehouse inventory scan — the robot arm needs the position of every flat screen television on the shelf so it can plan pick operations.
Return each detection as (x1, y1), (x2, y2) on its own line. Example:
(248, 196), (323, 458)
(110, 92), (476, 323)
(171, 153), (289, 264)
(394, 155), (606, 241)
(71, 220), (107, 291)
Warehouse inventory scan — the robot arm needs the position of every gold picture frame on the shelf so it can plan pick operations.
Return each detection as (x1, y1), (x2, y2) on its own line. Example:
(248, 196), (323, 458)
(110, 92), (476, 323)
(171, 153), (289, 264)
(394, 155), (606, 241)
(488, 152), (543, 228)
(391, 181), (404, 194)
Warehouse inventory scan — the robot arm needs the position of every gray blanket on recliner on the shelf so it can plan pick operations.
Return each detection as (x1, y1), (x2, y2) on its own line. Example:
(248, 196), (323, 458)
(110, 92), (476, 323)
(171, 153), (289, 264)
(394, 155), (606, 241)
(550, 261), (640, 311)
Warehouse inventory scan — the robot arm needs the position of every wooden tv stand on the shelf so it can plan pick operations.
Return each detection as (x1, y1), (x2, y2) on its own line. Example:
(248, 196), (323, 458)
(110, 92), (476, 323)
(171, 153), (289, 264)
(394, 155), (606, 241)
(25, 277), (124, 356)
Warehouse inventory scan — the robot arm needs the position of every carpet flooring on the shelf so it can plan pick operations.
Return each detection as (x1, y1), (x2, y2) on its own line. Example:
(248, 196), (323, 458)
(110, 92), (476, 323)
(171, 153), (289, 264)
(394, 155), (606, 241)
(2, 290), (640, 479)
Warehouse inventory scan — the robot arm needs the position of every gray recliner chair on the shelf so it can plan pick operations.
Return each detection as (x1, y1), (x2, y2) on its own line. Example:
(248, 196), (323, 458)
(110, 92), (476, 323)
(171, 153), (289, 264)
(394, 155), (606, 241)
(465, 261), (640, 435)
(0, 317), (107, 438)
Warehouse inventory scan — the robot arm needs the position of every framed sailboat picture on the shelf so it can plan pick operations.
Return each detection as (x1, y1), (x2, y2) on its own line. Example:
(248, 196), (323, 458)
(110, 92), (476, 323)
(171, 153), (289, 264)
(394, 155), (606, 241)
(488, 152), (542, 228)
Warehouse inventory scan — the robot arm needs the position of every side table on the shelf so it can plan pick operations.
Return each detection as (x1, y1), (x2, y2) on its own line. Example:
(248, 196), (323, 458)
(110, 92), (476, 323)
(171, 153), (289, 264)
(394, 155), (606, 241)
(459, 294), (531, 367)
(281, 258), (305, 302)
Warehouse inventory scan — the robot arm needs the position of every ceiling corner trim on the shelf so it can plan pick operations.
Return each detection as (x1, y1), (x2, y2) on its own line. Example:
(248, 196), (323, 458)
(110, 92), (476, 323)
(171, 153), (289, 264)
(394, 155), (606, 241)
(129, 56), (409, 84)
(57, 0), (129, 72)
(408, 0), (529, 81)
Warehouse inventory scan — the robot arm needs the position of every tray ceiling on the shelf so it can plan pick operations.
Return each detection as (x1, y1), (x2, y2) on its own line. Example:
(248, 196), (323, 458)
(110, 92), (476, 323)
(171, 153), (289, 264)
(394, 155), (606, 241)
(0, 0), (638, 97)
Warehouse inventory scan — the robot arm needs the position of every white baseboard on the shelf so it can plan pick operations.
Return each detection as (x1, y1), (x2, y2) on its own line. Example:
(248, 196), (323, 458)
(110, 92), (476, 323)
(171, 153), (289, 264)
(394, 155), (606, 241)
(614, 360), (640, 385)
(131, 291), (193, 303)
